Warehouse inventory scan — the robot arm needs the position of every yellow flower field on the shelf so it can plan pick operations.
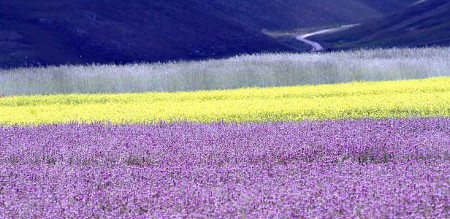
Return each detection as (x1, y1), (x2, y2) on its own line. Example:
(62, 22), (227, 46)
(1, 77), (449, 125)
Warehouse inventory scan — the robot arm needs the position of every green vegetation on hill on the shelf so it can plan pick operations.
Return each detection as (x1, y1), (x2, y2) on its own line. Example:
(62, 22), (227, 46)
(0, 0), (416, 69)
(313, 0), (450, 49)
(209, 0), (416, 30)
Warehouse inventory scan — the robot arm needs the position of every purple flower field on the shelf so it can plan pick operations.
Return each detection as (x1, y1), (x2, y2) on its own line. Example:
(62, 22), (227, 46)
(1, 118), (449, 217)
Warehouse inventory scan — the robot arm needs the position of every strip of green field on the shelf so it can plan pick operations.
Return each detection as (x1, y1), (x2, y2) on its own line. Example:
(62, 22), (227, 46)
(1, 77), (449, 125)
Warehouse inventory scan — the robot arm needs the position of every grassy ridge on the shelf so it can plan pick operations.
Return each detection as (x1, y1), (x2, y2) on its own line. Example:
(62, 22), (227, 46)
(2, 47), (450, 96)
(1, 77), (449, 125)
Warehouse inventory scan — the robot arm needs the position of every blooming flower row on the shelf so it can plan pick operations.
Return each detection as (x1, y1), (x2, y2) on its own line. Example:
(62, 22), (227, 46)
(0, 77), (449, 125)
(1, 118), (449, 217)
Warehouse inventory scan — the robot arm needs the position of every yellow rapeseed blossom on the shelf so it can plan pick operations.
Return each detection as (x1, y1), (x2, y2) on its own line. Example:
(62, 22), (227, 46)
(1, 77), (449, 125)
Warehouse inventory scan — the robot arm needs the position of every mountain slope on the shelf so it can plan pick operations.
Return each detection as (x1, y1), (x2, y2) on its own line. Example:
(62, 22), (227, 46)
(209, 0), (416, 30)
(0, 0), (292, 68)
(311, 0), (450, 49)
(0, 0), (417, 69)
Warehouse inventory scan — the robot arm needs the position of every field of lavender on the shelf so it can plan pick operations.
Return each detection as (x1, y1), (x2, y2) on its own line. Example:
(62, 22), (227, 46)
(1, 118), (449, 217)
(1, 49), (450, 217)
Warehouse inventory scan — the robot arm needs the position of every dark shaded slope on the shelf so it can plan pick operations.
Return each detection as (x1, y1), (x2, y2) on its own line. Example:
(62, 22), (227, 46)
(0, 0), (292, 69)
(208, 0), (416, 30)
(0, 0), (417, 69)
(312, 0), (450, 49)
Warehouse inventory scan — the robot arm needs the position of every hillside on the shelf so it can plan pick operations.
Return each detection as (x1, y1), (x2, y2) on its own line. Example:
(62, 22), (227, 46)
(0, 0), (416, 69)
(311, 0), (450, 49)
(209, 0), (416, 30)
(0, 0), (294, 69)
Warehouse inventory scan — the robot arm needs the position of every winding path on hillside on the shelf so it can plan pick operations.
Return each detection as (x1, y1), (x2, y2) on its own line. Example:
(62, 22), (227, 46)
(296, 24), (359, 52)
